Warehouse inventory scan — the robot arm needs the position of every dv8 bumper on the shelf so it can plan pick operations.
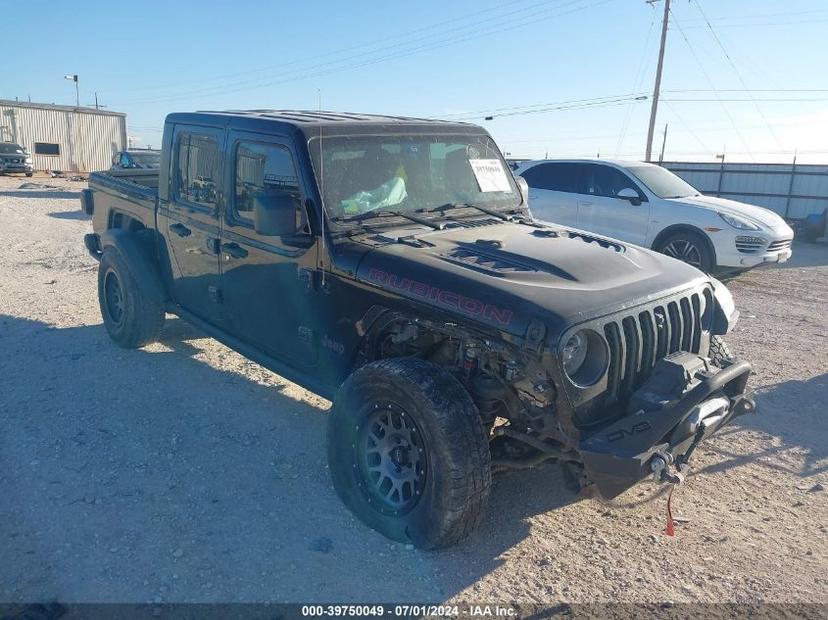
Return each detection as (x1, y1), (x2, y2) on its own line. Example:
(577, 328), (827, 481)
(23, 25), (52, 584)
(579, 351), (754, 499)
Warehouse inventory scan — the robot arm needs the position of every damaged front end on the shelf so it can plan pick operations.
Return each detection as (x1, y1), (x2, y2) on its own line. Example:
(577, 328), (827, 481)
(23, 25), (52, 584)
(579, 351), (755, 499)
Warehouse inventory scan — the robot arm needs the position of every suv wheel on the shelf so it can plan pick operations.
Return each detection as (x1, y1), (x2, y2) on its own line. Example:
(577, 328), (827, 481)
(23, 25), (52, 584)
(328, 358), (491, 549)
(98, 248), (164, 348)
(658, 231), (713, 272)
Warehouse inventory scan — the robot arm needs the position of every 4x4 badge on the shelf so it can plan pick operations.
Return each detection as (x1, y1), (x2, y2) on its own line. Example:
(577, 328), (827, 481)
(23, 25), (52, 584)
(655, 311), (666, 330)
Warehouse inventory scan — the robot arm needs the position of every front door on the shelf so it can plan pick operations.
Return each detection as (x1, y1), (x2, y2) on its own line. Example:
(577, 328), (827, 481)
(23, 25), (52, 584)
(219, 133), (319, 367)
(164, 125), (224, 325)
(577, 164), (650, 245)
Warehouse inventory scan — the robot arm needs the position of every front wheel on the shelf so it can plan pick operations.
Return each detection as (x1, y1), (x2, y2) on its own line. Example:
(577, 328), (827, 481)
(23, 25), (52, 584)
(657, 231), (714, 273)
(327, 358), (491, 549)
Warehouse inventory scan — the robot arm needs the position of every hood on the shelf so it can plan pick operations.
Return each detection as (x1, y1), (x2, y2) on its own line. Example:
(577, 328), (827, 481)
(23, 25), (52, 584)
(668, 194), (787, 228)
(351, 221), (709, 343)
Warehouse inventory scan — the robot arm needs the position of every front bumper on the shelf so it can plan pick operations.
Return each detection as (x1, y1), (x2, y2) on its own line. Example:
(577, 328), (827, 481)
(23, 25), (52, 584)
(714, 226), (794, 268)
(0, 163), (33, 174)
(579, 351), (754, 499)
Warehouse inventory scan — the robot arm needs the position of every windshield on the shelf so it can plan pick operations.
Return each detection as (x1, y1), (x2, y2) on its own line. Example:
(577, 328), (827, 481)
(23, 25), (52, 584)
(0, 143), (25, 155)
(626, 165), (700, 199)
(309, 134), (520, 221)
(130, 151), (161, 167)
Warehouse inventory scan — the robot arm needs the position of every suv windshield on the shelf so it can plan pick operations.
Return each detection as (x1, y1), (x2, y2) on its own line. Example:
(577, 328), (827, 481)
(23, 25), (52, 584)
(309, 134), (520, 221)
(626, 165), (700, 199)
(130, 151), (161, 167)
(0, 143), (25, 155)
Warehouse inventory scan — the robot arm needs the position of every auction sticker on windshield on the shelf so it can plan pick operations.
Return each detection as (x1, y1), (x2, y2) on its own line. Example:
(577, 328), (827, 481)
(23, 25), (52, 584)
(469, 159), (511, 192)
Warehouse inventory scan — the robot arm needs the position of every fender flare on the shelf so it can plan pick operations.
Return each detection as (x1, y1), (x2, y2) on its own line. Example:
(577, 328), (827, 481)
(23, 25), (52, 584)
(651, 224), (717, 267)
(98, 228), (170, 304)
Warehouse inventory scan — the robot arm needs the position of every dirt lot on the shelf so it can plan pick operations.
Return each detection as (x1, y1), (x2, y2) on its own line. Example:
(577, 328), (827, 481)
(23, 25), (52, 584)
(1, 174), (826, 606)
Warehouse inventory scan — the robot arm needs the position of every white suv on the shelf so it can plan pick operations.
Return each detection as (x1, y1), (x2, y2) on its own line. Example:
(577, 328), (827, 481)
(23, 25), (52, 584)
(514, 159), (794, 273)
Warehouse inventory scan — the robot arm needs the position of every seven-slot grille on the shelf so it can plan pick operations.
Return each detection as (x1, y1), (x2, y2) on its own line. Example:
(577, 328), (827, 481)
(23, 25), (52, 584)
(602, 288), (712, 404)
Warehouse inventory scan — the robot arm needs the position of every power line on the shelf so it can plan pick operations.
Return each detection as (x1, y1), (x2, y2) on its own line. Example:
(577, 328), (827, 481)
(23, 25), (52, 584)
(668, 8), (755, 161)
(615, 9), (657, 156)
(448, 93), (648, 121)
(109, 0), (543, 95)
(689, 0), (785, 152)
(110, 0), (611, 106)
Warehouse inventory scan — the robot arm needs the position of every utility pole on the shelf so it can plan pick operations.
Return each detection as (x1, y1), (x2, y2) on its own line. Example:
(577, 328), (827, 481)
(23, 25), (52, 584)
(645, 0), (670, 162)
(658, 122), (668, 164)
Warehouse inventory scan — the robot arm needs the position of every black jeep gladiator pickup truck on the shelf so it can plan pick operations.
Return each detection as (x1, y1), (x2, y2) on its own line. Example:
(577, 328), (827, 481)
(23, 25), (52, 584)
(81, 110), (754, 548)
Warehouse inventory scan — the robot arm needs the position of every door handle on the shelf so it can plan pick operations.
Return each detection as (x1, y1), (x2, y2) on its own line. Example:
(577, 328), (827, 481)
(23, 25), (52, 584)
(580, 201), (594, 207)
(170, 223), (191, 237)
(221, 242), (248, 259)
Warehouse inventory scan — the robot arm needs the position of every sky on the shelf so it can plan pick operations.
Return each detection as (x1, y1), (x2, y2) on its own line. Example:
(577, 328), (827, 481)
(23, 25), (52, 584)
(4, 0), (828, 163)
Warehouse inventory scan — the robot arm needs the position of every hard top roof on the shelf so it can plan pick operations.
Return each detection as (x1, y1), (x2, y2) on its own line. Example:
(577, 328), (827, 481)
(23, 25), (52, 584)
(170, 109), (483, 138)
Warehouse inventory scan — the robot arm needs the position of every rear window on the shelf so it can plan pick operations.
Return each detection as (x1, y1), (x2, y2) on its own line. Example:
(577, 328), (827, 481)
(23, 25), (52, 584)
(175, 133), (220, 207)
(520, 162), (583, 193)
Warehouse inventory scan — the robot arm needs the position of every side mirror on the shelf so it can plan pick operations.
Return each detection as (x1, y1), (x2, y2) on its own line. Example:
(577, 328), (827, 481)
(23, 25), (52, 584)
(516, 176), (529, 205)
(617, 187), (641, 205)
(254, 191), (300, 237)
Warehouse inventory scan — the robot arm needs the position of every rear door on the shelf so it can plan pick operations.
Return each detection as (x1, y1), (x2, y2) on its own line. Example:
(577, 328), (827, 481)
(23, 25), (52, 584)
(520, 162), (582, 226)
(164, 125), (224, 325)
(219, 131), (319, 367)
(577, 164), (650, 245)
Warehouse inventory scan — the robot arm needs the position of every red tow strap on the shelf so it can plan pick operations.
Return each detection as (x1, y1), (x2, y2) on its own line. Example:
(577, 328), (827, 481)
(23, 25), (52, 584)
(664, 485), (676, 536)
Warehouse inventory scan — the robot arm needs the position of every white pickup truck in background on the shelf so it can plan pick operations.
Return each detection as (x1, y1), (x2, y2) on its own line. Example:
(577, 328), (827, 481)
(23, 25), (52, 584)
(514, 158), (795, 274)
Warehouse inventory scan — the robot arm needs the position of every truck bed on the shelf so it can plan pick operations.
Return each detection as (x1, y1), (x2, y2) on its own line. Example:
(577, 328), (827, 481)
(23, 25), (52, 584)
(86, 169), (160, 229)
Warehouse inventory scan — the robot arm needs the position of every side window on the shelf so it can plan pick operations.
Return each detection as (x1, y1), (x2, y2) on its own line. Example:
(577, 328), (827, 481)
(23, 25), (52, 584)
(176, 133), (220, 207)
(233, 141), (302, 228)
(521, 163), (582, 193)
(586, 165), (641, 199)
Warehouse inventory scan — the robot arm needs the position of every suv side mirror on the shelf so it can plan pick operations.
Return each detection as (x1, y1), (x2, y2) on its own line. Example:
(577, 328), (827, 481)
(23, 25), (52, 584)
(516, 176), (529, 205)
(616, 187), (642, 205)
(254, 191), (300, 237)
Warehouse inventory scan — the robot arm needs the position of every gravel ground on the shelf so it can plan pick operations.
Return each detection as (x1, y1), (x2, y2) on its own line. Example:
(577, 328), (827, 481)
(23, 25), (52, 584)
(1, 174), (826, 606)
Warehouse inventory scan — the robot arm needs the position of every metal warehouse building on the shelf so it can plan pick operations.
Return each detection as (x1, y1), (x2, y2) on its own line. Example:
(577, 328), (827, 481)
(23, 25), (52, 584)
(0, 100), (126, 173)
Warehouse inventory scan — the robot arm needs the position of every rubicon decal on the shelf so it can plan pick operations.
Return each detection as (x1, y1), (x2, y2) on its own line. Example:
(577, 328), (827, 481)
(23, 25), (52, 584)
(367, 268), (513, 326)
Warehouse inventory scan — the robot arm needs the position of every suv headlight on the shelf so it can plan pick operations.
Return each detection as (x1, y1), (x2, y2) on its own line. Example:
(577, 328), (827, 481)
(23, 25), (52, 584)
(561, 329), (609, 387)
(719, 212), (761, 231)
(710, 277), (739, 334)
(25, 157), (32, 163)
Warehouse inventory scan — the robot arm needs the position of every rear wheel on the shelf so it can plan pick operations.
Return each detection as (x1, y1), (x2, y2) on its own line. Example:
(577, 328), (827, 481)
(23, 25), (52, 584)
(657, 231), (713, 273)
(97, 248), (164, 348)
(327, 358), (491, 549)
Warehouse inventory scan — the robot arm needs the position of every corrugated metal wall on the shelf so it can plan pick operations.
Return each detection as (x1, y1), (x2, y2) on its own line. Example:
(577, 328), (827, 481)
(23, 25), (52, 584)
(662, 161), (828, 220)
(0, 102), (127, 173)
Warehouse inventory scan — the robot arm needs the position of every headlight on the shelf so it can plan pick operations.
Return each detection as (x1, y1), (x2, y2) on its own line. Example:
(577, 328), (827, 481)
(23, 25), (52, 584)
(25, 157), (32, 163)
(719, 212), (761, 231)
(710, 277), (739, 334)
(561, 329), (609, 387)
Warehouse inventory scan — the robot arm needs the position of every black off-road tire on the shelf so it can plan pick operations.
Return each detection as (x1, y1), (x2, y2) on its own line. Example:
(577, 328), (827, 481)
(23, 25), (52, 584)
(708, 335), (733, 368)
(327, 358), (491, 549)
(97, 248), (164, 348)
(657, 230), (714, 273)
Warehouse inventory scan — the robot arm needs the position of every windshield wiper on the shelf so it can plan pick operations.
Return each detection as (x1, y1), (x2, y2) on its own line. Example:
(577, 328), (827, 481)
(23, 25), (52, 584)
(417, 202), (516, 222)
(332, 209), (444, 230)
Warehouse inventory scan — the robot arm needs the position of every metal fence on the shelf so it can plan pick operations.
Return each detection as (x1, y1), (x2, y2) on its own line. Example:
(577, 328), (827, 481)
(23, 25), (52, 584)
(661, 161), (828, 221)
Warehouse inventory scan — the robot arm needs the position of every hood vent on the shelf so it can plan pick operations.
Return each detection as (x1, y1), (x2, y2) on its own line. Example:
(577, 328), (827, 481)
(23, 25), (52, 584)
(443, 217), (502, 229)
(566, 231), (625, 253)
(442, 247), (535, 275)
